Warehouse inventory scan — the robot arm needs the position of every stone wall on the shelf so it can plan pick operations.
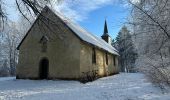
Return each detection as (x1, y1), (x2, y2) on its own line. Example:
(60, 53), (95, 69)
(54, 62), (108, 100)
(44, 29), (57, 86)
(80, 42), (119, 78)
(17, 8), (81, 79)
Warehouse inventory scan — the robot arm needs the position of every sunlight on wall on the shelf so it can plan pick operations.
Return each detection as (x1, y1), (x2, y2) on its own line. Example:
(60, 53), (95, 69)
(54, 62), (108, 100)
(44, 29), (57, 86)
(98, 68), (105, 76)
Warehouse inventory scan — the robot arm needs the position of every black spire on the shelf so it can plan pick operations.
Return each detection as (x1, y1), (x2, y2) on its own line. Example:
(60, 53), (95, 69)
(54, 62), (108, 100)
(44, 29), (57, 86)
(102, 20), (109, 36)
(101, 20), (111, 44)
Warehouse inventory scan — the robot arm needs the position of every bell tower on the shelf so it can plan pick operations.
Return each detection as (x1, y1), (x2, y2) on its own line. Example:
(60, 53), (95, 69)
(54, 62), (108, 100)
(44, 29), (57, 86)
(101, 20), (112, 44)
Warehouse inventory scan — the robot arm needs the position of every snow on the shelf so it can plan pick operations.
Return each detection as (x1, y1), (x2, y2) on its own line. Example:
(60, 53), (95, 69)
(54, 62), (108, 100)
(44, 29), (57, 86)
(0, 77), (14, 82)
(0, 73), (169, 100)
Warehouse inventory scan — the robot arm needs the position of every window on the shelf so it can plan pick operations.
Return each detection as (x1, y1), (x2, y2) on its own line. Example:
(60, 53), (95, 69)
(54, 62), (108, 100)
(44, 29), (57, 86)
(40, 36), (49, 53)
(42, 42), (47, 52)
(92, 47), (96, 64)
(113, 56), (116, 66)
(106, 53), (108, 65)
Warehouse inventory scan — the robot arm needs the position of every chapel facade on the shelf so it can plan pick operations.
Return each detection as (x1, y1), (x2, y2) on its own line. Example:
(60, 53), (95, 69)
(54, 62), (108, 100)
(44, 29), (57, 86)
(16, 6), (119, 80)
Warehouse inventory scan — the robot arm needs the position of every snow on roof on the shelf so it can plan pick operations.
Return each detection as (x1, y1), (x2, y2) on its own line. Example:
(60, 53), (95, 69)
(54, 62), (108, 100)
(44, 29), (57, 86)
(53, 9), (119, 55)
(67, 22), (119, 55)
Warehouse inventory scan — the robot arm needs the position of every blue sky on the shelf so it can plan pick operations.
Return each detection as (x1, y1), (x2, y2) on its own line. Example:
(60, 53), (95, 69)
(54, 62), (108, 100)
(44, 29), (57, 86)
(53, 0), (131, 40)
(79, 4), (130, 40)
(6, 0), (130, 40)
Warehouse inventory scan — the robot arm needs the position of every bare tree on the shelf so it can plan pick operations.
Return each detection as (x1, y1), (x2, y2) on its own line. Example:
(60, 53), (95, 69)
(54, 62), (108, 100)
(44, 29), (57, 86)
(129, 0), (170, 87)
(0, 0), (62, 31)
(0, 19), (26, 77)
(0, 0), (66, 76)
(0, 0), (7, 31)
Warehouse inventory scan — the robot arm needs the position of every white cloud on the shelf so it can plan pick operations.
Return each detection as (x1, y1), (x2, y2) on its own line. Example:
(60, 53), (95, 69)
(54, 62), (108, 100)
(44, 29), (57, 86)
(112, 0), (140, 8)
(52, 0), (114, 22)
(130, 0), (140, 4)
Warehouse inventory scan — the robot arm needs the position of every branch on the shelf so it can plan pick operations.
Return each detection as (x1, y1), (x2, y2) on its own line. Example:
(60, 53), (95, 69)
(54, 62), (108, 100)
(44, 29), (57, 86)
(129, 0), (170, 39)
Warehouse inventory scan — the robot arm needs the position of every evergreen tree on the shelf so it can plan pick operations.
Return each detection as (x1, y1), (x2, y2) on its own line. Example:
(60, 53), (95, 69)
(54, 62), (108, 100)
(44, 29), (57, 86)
(114, 26), (138, 72)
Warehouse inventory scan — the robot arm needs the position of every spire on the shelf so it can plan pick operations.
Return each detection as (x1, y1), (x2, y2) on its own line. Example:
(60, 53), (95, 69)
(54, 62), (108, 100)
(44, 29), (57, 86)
(101, 19), (111, 44)
(103, 20), (109, 36)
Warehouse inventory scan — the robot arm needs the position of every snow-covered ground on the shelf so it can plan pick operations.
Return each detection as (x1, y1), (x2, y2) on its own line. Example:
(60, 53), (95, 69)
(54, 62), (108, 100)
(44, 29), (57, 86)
(0, 73), (169, 100)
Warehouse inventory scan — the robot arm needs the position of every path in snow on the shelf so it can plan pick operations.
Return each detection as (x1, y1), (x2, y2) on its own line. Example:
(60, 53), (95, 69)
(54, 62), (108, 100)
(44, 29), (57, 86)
(0, 73), (169, 100)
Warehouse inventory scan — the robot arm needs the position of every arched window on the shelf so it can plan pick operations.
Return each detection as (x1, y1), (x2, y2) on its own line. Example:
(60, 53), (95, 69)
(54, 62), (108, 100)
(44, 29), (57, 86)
(40, 36), (49, 52)
(92, 47), (96, 64)
(106, 52), (108, 65)
(42, 41), (47, 52)
(113, 56), (116, 66)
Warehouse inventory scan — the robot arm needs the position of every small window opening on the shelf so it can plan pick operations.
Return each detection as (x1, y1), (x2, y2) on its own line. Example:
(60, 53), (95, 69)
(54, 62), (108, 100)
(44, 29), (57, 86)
(42, 42), (47, 52)
(92, 47), (96, 64)
(106, 52), (108, 65)
(40, 36), (49, 53)
(113, 56), (116, 66)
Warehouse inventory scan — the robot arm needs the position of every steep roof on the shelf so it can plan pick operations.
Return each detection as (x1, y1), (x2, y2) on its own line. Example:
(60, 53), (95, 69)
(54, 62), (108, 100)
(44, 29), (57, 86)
(17, 6), (119, 55)
(65, 19), (118, 55)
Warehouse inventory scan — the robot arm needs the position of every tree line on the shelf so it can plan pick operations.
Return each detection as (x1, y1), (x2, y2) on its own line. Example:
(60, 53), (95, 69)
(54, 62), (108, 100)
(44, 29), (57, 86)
(113, 0), (170, 89)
